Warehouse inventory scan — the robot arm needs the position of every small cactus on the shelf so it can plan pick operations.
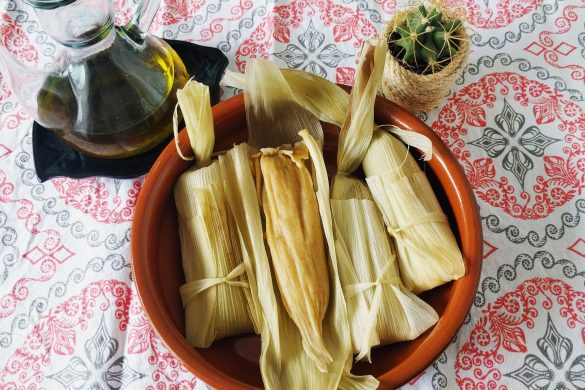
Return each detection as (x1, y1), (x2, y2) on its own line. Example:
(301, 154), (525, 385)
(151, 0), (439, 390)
(388, 4), (464, 74)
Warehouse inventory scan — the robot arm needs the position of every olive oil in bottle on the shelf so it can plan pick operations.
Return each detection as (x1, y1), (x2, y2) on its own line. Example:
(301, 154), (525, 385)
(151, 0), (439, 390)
(37, 28), (189, 158)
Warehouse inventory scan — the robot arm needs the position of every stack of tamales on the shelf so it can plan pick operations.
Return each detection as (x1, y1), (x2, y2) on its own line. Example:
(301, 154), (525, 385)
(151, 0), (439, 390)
(176, 40), (466, 389)
(173, 80), (261, 347)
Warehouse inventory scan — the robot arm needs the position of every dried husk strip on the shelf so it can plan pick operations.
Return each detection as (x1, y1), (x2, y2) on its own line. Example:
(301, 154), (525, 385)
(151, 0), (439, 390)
(332, 41), (438, 361)
(243, 59), (323, 148)
(363, 129), (465, 293)
(221, 68), (349, 127)
(218, 143), (281, 360)
(173, 78), (214, 162)
(174, 81), (258, 348)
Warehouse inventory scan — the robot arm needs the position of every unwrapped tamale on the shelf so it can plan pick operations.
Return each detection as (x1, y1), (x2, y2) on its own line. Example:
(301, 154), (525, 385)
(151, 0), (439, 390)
(219, 135), (377, 390)
(218, 58), (377, 389)
(242, 58), (333, 370)
(255, 145), (332, 371)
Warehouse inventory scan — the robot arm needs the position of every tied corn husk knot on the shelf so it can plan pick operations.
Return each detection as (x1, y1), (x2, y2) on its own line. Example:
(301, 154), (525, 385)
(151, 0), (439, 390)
(180, 262), (249, 306)
(363, 129), (465, 293)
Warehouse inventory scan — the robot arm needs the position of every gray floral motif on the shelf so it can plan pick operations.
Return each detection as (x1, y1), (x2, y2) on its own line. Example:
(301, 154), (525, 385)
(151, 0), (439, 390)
(274, 21), (352, 77)
(505, 313), (585, 390)
(578, 29), (585, 60)
(470, 99), (559, 187)
(48, 316), (144, 389)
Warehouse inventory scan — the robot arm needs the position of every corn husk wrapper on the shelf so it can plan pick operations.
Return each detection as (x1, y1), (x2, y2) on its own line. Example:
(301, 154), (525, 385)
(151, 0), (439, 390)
(175, 162), (257, 347)
(331, 41), (438, 362)
(173, 78), (214, 163)
(173, 81), (259, 348)
(218, 139), (376, 390)
(220, 58), (376, 389)
(254, 144), (333, 372)
(332, 178), (439, 361)
(243, 60), (323, 148)
(363, 128), (465, 294)
(222, 68), (349, 127)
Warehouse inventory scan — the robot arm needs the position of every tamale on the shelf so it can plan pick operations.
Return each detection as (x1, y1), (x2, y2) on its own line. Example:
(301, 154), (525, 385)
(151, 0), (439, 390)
(218, 136), (377, 390)
(242, 58), (334, 370)
(219, 58), (376, 388)
(332, 177), (439, 360)
(255, 145), (332, 371)
(362, 129), (465, 294)
(331, 40), (438, 361)
(173, 80), (258, 348)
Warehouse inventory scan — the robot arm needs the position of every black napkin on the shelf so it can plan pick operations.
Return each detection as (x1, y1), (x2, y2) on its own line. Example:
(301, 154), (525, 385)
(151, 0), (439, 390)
(33, 39), (228, 182)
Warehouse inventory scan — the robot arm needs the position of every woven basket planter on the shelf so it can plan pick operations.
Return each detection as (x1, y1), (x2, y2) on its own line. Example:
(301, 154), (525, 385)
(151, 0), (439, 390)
(381, 10), (469, 113)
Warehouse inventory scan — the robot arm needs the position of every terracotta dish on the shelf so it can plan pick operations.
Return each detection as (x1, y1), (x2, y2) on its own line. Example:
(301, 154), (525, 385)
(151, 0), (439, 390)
(131, 91), (482, 389)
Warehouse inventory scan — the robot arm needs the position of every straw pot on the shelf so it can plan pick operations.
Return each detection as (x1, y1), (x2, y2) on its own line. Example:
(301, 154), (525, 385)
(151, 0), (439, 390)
(381, 8), (469, 113)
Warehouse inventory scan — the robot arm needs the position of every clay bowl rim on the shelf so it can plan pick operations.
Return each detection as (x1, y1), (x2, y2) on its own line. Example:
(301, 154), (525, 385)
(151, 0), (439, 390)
(131, 90), (483, 390)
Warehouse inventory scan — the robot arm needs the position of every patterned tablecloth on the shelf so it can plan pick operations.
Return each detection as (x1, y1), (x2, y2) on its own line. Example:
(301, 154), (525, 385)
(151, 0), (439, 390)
(1, 0), (584, 389)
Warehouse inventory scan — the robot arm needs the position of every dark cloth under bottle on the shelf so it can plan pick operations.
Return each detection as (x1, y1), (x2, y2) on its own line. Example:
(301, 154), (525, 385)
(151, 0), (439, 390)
(33, 39), (228, 182)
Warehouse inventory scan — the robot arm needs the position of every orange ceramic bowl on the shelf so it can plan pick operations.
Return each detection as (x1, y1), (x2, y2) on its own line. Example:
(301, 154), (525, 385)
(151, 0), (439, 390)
(131, 91), (482, 389)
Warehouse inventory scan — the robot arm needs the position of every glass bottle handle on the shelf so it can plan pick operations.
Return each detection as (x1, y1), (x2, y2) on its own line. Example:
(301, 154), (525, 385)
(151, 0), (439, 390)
(127, 0), (161, 34)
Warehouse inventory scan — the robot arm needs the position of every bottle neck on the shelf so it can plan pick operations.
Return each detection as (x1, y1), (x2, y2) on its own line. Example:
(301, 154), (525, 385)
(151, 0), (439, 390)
(32, 0), (115, 49)
(65, 16), (115, 50)
(67, 24), (117, 59)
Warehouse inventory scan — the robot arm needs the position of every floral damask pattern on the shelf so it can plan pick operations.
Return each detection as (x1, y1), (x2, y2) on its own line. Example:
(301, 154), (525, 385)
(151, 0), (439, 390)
(234, 0), (380, 73)
(505, 314), (585, 390)
(433, 71), (584, 220)
(470, 99), (559, 187)
(0, 13), (39, 64)
(0, 280), (197, 389)
(274, 21), (352, 77)
(455, 278), (585, 390)
(443, 0), (544, 29)
(50, 178), (142, 224)
(48, 316), (145, 389)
